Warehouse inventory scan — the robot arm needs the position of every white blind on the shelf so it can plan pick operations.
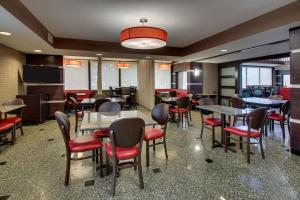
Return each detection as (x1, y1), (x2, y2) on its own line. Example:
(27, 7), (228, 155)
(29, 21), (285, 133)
(259, 68), (272, 86)
(120, 63), (138, 87)
(154, 63), (171, 89)
(64, 60), (89, 90)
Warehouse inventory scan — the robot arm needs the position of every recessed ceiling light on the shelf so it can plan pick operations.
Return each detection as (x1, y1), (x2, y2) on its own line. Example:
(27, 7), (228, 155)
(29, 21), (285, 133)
(96, 53), (102, 56)
(0, 32), (12, 36)
(34, 49), (42, 53)
(220, 49), (228, 52)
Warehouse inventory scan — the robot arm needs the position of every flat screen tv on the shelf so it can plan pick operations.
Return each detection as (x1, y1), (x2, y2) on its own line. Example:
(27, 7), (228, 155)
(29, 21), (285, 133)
(23, 65), (61, 83)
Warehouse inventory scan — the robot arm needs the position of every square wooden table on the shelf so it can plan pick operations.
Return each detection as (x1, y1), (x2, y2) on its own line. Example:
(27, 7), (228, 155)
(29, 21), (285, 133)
(0, 105), (26, 119)
(80, 110), (155, 132)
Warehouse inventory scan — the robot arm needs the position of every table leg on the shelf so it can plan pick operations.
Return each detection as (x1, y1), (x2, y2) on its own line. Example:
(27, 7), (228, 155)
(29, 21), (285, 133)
(221, 114), (225, 145)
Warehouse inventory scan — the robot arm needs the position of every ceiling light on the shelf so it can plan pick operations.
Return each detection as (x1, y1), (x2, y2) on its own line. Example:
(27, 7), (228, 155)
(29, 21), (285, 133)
(220, 49), (228, 52)
(120, 18), (168, 49)
(96, 53), (102, 56)
(0, 32), (12, 36)
(64, 60), (81, 67)
(116, 62), (129, 69)
(34, 49), (42, 53)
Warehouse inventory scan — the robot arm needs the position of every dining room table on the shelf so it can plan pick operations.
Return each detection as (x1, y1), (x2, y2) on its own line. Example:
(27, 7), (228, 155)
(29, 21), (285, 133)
(242, 97), (287, 109)
(196, 105), (252, 152)
(80, 97), (127, 110)
(0, 104), (27, 119)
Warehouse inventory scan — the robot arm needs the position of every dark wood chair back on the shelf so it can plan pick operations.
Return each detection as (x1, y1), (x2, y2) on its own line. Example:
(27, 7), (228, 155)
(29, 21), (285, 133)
(69, 97), (79, 111)
(169, 91), (177, 97)
(95, 98), (111, 111)
(151, 103), (169, 125)
(230, 97), (245, 109)
(66, 93), (77, 102)
(247, 107), (268, 131)
(89, 91), (97, 98)
(177, 96), (190, 109)
(109, 118), (145, 148)
(282, 101), (291, 117)
(199, 98), (214, 116)
(154, 95), (162, 105)
(99, 102), (121, 112)
(54, 111), (71, 152)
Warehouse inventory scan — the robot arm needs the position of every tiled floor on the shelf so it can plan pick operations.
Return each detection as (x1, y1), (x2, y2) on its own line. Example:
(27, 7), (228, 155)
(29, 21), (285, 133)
(1, 108), (300, 200)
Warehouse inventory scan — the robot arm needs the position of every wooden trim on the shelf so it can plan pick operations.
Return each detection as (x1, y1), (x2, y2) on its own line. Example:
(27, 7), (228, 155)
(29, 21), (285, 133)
(220, 75), (235, 78)
(220, 86), (235, 89)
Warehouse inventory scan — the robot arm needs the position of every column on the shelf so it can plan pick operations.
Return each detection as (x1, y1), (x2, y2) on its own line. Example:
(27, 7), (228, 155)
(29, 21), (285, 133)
(289, 27), (300, 155)
(97, 56), (102, 94)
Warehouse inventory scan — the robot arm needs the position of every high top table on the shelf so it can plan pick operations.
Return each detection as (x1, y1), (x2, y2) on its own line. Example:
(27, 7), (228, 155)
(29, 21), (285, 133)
(243, 97), (287, 109)
(196, 105), (252, 150)
(0, 105), (26, 119)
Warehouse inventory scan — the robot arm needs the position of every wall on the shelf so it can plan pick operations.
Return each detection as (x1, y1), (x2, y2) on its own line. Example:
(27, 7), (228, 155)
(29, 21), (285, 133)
(202, 63), (218, 94)
(136, 60), (155, 110)
(0, 44), (26, 104)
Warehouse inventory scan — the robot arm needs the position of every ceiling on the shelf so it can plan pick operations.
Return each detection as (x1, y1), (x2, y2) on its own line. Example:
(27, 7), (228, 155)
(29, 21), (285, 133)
(20, 0), (295, 47)
(1, 0), (300, 63)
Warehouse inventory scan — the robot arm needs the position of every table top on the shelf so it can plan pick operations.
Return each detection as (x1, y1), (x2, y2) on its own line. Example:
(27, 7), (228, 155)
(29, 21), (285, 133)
(80, 110), (155, 131)
(108, 97), (126, 103)
(161, 97), (179, 103)
(196, 93), (218, 96)
(81, 98), (96, 105)
(0, 105), (26, 113)
(243, 97), (287, 106)
(196, 105), (251, 116)
(81, 97), (126, 105)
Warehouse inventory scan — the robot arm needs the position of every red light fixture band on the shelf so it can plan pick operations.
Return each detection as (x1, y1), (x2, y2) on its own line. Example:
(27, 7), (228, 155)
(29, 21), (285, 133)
(64, 60), (81, 67)
(159, 63), (171, 70)
(117, 62), (130, 69)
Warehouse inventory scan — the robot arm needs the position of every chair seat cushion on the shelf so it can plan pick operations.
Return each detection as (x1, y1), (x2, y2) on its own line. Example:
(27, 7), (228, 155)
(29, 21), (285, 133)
(204, 117), (222, 126)
(224, 126), (261, 138)
(3, 117), (22, 124)
(144, 128), (164, 141)
(93, 129), (109, 138)
(267, 113), (285, 121)
(0, 121), (14, 132)
(105, 143), (138, 159)
(69, 135), (102, 152)
(170, 107), (188, 113)
(76, 111), (83, 118)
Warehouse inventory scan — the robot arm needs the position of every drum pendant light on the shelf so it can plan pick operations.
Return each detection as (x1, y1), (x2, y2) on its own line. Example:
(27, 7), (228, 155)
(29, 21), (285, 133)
(120, 18), (168, 49)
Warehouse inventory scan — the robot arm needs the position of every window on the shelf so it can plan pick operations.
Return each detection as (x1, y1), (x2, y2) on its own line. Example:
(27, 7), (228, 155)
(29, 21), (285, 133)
(120, 62), (138, 87)
(101, 61), (119, 90)
(178, 71), (187, 90)
(155, 63), (171, 89)
(283, 74), (291, 87)
(90, 61), (98, 90)
(242, 66), (272, 88)
(64, 60), (89, 90)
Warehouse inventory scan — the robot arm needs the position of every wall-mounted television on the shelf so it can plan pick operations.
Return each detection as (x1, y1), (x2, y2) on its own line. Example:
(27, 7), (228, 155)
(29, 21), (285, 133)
(23, 65), (61, 83)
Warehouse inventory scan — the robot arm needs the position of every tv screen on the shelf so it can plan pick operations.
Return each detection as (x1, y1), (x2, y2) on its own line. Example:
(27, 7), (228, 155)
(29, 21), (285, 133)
(23, 65), (61, 83)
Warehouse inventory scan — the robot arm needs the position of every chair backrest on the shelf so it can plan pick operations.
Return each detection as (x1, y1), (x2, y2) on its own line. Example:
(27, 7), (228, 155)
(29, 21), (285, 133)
(66, 93), (77, 102)
(95, 98), (111, 111)
(282, 101), (291, 117)
(199, 98), (213, 115)
(54, 111), (71, 152)
(89, 91), (97, 98)
(151, 103), (169, 125)
(160, 93), (170, 98)
(109, 118), (145, 148)
(242, 90), (250, 98)
(99, 102), (121, 112)
(230, 97), (245, 109)
(154, 95), (162, 105)
(247, 107), (268, 130)
(3, 98), (25, 115)
(69, 97), (79, 111)
(177, 96), (190, 108)
(169, 91), (177, 97)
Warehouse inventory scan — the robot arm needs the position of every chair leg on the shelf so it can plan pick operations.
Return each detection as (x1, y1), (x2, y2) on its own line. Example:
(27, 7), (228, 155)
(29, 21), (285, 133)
(200, 122), (204, 138)
(287, 119), (290, 134)
(133, 157), (137, 171)
(212, 127), (215, 147)
(137, 155), (144, 189)
(224, 131), (228, 153)
(65, 153), (71, 185)
(281, 121), (286, 139)
(20, 124), (24, 136)
(239, 136), (243, 150)
(246, 137), (250, 164)
(75, 117), (78, 133)
(106, 154), (110, 176)
(177, 113), (180, 127)
(153, 140), (156, 151)
(99, 148), (103, 177)
(189, 110), (192, 121)
(111, 158), (117, 196)
(146, 141), (150, 167)
(259, 136), (265, 159)
(163, 136), (168, 159)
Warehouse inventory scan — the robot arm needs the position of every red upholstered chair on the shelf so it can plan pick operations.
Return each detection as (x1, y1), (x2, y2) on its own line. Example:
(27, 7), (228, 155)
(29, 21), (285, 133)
(93, 102), (121, 142)
(224, 107), (268, 163)
(144, 103), (169, 167)
(55, 111), (103, 185)
(66, 93), (77, 114)
(170, 96), (190, 127)
(0, 121), (15, 149)
(105, 118), (145, 196)
(199, 98), (223, 147)
(69, 97), (83, 133)
(267, 101), (291, 139)
(2, 98), (25, 138)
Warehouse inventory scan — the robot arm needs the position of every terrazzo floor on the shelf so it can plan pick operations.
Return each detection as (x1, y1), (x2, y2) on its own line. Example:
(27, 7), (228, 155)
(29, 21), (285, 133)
(0, 107), (300, 200)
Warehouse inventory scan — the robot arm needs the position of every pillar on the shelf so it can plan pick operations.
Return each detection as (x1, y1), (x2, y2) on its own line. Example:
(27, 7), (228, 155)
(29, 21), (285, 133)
(97, 56), (102, 94)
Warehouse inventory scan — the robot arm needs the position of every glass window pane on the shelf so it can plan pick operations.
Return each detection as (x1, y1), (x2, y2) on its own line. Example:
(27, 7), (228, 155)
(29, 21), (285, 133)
(221, 78), (235, 86)
(283, 74), (290, 87)
(242, 67), (246, 88)
(221, 88), (235, 96)
(90, 61), (98, 90)
(259, 68), (272, 86)
(102, 61), (119, 90)
(120, 62), (137, 87)
(178, 71), (187, 89)
(155, 63), (171, 89)
(246, 67), (259, 86)
(64, 60), (89, 90)
(221, 67), (235, 76)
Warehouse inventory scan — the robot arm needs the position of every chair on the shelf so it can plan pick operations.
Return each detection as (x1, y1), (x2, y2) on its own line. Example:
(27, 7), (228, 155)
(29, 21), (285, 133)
(54, 111), (103, 185)
(242, 90), (250, 98)
(169, 91), (177, 97)
(154, 95), (162, 105)
(66, 93), (77, 114)
(105, 118), (145, 196)
(224, 107), (268, 163)
(170, 96), (190, 127)
(2, 98), (25, 138)
(0, 121), (15, 149)
(199, 98), (223, 147)
(89, 91), (98, 98)
(69, 97), (82, 132)
(93, 102), (121, 142)
(267, 101), (291, 139)
(95, 98), (111, 111)
(144, 103), (169, 167)
(230, 97), (246, 125)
